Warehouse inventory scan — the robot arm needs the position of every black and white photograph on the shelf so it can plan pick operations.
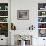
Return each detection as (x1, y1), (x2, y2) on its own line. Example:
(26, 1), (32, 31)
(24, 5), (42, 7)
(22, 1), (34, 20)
(17, 10), (29, 20)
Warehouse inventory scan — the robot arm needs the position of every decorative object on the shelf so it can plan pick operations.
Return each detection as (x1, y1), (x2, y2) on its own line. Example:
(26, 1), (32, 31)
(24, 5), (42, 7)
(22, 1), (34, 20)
(39, 29), (46, 37)
(5, 6), (8, 10)
(42, 12), (45, 15)
(29, 25), (35, 30)
(11, 23), (16, 30)
(17, 10), (29, 20)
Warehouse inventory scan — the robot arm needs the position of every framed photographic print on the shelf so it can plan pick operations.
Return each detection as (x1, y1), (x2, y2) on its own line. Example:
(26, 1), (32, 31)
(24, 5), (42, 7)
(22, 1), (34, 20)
(17, 10), (29, 20)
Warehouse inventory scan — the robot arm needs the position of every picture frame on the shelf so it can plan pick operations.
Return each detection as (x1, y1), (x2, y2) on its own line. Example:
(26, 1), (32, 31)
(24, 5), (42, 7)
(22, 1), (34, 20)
(17, 10), (29, 20)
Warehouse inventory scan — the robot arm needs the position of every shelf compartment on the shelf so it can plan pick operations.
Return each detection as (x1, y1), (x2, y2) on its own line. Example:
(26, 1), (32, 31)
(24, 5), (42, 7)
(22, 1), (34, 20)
(38, 11), (46, 16)
(38, 29), (46, 37)
(38, 23), (46, 28)
(0, 23), (8, 37)
(38, 3), (46, 10)
(0, 11), (8, 16)
(0, 17), (8, 22)
(0, 3), (8, 10)
(38, 17), (46, 22)
(0, 23), (8, 30)
(0, 30), (8, 37)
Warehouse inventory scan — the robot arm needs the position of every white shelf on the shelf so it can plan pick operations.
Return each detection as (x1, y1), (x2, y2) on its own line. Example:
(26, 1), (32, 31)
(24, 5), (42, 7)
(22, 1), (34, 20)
(38, 22), (46, 23)
(0, 10), (8, 11)
(38, 16), (46, 17)
(0, 16), (8, 17)
(38, 10), (46, 11)
(0, 22), (8, 23)
(38, 28), (46, 29)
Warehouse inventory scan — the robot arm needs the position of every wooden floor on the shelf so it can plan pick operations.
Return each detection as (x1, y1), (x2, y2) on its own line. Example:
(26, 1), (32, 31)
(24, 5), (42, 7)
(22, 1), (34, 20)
(0, 45), (8, 46)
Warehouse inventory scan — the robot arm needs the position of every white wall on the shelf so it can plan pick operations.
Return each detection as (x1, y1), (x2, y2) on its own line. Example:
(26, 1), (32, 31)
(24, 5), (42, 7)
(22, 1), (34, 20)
(11, 0), (46, 30)
(11, 0), (46, 46)
(0, 0), (8, 3)
(11, 0), (38, 30)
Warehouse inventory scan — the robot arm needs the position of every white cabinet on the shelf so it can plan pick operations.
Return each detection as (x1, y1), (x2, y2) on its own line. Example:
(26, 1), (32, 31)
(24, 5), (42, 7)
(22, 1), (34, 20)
(38, 3), (46, 46)
(0, 0), (8, 45)
(0, 0), (11, 45)
(38, 37), (46, 46)
(0, 35), (8, 45)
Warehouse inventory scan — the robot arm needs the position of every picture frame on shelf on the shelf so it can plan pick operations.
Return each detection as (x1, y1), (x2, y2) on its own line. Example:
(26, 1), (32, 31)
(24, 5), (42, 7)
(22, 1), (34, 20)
(17, 10), (29, 20)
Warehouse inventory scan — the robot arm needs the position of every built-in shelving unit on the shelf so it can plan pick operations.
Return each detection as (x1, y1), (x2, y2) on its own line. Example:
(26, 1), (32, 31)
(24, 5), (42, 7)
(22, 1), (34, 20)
(38, 3), (46, 37)
(0, 3), (8, 37)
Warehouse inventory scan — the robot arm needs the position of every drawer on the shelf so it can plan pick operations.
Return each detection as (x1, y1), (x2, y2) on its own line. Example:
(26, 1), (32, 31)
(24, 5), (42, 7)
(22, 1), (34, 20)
(0, 37), (8, 45)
